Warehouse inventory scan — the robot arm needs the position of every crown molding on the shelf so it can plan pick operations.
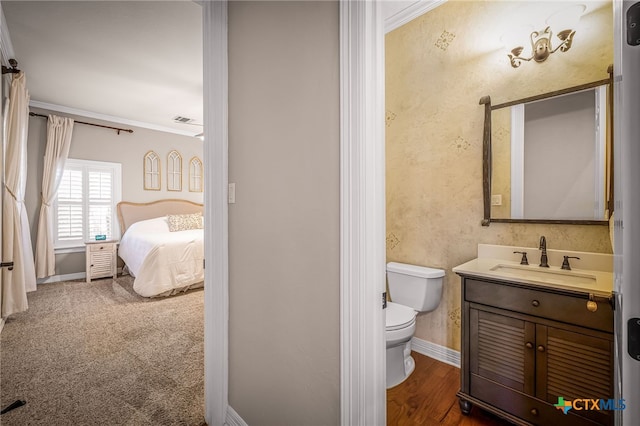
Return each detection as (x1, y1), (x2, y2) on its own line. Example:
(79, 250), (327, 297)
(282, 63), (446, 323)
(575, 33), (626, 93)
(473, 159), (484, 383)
(0, 3), (16, 64)
(29, 100), (199, 138)
(384, 0), (446, 34)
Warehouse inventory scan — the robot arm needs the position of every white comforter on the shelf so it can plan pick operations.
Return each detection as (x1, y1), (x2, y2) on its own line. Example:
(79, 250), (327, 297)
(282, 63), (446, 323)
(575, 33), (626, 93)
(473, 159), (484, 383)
(118, 216), (204, 297)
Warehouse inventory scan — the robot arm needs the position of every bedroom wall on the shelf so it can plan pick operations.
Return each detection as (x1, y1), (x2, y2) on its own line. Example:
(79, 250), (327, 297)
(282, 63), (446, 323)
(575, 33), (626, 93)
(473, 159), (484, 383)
(228, 1), (340, 424)
(25, 107), (203, 277)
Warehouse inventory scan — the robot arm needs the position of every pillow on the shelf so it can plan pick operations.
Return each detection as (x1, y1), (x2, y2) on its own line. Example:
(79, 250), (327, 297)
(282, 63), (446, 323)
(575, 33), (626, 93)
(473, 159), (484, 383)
(167, 213), (203, 232)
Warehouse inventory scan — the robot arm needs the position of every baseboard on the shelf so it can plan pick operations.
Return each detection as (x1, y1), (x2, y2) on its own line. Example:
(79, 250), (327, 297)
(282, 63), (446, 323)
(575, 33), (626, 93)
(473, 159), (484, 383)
(226, 406), (248, 426)
(411, 336), (461, 368)
(0, 317), (5, 334)
(36, 268), (124, 285)
(37, 272), (86, 284)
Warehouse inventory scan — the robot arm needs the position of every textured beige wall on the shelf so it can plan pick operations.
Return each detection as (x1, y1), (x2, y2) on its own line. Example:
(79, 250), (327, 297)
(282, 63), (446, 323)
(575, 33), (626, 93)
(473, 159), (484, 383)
(385, 0), (613, 351)
(228, 2), (340, 424)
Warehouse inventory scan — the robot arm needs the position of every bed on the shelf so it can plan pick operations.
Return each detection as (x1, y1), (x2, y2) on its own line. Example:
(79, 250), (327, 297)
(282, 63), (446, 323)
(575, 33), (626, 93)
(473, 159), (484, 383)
(117, 199), (204, 297)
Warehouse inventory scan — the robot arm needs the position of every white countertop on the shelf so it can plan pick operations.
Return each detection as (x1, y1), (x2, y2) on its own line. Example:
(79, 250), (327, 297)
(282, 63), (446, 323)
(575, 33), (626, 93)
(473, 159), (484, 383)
(452, 244), (614, 296)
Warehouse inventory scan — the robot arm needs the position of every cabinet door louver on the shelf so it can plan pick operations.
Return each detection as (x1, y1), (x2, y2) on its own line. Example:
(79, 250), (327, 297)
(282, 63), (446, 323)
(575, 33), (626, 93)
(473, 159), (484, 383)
(538, 326), (613, 401)
(470, 309), (535, 393)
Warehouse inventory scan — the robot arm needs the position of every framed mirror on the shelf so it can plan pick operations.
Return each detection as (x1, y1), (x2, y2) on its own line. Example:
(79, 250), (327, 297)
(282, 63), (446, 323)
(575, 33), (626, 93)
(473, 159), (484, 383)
(481, 67), (613, 226)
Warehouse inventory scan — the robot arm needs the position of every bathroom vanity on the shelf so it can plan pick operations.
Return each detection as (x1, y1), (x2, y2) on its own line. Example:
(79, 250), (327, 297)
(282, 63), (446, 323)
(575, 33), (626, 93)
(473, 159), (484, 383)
(453, 245), (615, 426)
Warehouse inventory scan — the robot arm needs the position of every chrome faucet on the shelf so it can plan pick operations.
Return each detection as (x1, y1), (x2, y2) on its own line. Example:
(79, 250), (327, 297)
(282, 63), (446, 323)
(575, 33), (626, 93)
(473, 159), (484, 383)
(539, 236), (549, 268)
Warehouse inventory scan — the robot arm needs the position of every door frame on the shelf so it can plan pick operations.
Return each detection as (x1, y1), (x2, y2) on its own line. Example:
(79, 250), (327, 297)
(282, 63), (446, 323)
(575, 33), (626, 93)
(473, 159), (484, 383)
(201, 1), (388, 424)
(613, 1), (640, 425)
(202, 1), (230, 425)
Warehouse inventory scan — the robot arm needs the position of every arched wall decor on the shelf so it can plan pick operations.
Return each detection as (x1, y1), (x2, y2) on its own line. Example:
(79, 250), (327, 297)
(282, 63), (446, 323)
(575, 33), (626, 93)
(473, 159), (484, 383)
(190, 156), (203, 192)
(143, 150), (161, 190)
(167, 150), (183, 191)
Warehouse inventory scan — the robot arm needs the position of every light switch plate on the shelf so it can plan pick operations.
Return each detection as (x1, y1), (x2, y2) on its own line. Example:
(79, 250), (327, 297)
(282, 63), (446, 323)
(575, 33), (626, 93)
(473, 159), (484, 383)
(228, 183), (236, 204)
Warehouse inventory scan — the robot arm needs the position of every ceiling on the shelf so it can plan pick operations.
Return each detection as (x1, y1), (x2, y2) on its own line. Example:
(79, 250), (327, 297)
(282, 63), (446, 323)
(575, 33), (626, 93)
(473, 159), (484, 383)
(2, 1), (203, 136)
(4, 1), (604, 138)
(0, 0), (411, 138)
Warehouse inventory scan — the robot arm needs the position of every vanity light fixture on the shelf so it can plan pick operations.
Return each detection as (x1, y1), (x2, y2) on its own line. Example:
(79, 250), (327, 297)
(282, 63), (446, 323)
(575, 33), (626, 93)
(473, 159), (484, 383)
(507, 4), (585, 68)
(508, 26), (575, 68)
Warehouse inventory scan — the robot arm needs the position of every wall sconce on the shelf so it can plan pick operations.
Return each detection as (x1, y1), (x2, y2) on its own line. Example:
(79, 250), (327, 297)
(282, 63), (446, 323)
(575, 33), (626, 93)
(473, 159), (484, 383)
(508, 27), (575, 68)
(507, 4), (585, 69)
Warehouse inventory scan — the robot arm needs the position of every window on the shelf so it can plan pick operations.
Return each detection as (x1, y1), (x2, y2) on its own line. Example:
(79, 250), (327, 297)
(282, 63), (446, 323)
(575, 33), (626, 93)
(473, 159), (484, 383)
(54, 159), (122, 249)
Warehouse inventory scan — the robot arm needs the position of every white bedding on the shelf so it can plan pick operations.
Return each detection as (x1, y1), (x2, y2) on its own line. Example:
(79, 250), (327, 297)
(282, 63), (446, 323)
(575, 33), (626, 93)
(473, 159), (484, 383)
(118, 216), (204, 297)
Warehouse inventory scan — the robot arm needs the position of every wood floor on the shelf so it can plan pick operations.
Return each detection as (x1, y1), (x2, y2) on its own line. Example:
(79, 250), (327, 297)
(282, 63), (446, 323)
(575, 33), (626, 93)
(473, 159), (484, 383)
(387, 352), (513, 426)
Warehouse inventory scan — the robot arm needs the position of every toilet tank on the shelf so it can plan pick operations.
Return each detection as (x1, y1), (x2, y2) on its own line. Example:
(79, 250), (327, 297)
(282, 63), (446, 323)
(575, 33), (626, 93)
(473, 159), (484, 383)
(386, 262), (445, 313)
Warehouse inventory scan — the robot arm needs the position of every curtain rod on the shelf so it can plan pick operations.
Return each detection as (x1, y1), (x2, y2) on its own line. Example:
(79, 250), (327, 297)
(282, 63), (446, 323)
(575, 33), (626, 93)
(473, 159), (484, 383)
(28, 112), (134, 135)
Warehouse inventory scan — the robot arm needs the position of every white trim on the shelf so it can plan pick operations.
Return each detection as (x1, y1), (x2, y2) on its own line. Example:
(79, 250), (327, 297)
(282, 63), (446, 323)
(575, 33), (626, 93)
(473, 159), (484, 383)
(0, 3), (15, 64)
(225, 406), (248, 426)
(510, 104), (525, 219)
(384, 0), (446, 34)
(340, 1), (387, 425)
(29, 100), (199, 138)
(36, 272), (85, 284)
(35, 267), (124, 285)
(594, 85), (607, 218)
(411, 337), (461, 368)
(54, 246), (85, 254)
(615, 1), (640, 424)
(202, 1), (229, 426)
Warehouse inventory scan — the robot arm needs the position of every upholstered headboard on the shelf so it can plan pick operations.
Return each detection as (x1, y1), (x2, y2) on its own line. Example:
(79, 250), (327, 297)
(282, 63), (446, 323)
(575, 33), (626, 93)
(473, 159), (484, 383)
(117, 199), (204, 234)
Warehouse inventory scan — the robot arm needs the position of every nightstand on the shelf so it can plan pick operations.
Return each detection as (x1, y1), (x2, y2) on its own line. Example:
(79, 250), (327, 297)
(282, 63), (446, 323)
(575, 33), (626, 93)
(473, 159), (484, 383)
(85, 240), (118, 283)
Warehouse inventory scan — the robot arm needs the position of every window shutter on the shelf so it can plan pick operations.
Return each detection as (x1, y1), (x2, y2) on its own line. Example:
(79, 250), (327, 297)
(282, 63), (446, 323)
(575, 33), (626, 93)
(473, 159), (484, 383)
(54, 159), (122, 248)
(88, 170), (113, 239)
(57, 168), (84, 241)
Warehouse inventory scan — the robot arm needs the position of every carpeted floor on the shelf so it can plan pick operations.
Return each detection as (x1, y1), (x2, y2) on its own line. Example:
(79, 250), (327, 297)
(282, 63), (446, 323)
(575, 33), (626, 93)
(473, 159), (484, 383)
(0, 275), (205, 426)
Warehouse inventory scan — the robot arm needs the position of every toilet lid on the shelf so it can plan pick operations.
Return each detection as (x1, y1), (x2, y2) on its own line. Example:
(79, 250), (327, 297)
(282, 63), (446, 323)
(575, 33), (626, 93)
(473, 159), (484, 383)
(386, 302), (416, 331)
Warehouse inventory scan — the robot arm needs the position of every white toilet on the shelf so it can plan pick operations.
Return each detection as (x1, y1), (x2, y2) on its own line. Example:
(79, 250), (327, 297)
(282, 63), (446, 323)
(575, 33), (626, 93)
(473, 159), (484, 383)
(386, 262), (445, 388)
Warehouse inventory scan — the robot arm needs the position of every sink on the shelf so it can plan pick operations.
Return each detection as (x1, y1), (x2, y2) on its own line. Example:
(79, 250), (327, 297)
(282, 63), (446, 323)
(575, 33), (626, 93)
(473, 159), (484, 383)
(489, 264), (597, 287)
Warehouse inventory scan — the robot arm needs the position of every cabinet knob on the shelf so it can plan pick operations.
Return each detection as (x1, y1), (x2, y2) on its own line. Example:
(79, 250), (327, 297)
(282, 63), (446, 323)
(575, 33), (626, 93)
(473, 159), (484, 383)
(530, 408), (539, 416)
(531, 300), (540, 307)
(537, 345), (545, 352)
(587, 294), (598, 312)
(525, 342), (533, 349)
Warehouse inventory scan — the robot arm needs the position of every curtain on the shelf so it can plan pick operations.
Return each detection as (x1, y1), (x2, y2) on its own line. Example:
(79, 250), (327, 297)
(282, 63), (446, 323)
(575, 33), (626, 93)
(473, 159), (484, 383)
(35, 115), (73, 278)
(1, 71), (35, 317)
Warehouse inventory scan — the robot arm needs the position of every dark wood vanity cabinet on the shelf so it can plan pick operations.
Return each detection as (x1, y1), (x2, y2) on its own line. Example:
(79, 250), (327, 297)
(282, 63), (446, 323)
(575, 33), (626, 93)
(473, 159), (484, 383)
(458, 276), (614, 426)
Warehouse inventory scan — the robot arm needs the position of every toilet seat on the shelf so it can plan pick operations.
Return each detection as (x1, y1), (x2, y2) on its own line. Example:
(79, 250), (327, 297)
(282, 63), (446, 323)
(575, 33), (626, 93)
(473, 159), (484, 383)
(386, 302), (416, 331)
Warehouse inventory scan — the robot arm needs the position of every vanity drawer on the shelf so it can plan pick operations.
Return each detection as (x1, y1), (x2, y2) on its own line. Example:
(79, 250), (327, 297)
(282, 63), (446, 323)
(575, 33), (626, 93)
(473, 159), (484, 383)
(465, 278), (613, 332)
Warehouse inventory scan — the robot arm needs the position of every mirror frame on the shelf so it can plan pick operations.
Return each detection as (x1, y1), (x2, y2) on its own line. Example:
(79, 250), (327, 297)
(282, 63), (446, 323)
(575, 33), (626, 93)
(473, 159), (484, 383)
(480, 66), (614, 226)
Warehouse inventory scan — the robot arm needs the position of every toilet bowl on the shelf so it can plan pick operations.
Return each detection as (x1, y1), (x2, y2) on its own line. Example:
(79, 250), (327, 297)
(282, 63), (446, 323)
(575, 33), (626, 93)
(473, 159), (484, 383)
(386, 262), (444, 388)
(386, 302), (417, 388)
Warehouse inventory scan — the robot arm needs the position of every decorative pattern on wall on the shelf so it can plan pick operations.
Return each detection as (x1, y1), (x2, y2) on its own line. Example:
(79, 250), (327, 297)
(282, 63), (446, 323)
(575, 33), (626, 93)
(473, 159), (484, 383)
(385, 110), (397, 127)
(434, 30), (456, 51)
(143, 151), (161, 191)
(167, 150), (183, 191)
(450, 136), (471, 152)
(189, 156), (203, 192)
(386, 232), (400, 250)
(448, 306), (461, 328)
(386, 0), (613, 352)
